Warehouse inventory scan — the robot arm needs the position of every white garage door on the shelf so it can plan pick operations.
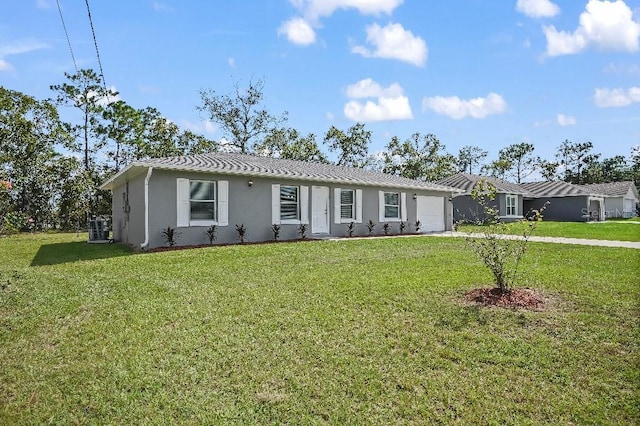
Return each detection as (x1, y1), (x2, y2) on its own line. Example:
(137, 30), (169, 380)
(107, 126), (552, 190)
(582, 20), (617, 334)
(416, 196), (445, 232)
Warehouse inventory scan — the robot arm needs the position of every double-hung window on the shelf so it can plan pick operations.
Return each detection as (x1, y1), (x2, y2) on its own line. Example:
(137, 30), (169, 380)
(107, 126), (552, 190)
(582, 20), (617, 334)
(378, 191), (407, 222)
(190, 181), (216, 221)
(334, 188), (362, 223)
(177, 178), (228, 227)
(505, 194), (517, 216)
(272, 184), (309, 225)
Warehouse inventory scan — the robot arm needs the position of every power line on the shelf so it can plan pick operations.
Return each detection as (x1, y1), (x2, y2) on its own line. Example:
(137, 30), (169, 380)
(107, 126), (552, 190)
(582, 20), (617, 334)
(56, 0), (78, 73)
(84, 0), (109, 96)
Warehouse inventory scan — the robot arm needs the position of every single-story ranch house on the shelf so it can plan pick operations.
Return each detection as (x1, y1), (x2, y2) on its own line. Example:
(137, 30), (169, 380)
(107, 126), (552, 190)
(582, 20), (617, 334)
(580, 181), (638, 219)
(519, 181), (606, 222)
(100, 153), (462, 249)
(436, 173), (530, 223)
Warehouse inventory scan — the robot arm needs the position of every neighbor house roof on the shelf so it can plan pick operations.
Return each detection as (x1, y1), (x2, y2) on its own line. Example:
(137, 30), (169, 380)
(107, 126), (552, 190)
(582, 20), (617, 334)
(519, 181), (606, 198)
(436, 173), (529, 195)
(580, 181), (639, 200)
(100, 153), (463, 193)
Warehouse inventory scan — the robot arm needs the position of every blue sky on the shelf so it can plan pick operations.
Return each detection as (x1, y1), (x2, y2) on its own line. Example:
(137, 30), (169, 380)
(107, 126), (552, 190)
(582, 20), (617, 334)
(1, 0), (639, 165)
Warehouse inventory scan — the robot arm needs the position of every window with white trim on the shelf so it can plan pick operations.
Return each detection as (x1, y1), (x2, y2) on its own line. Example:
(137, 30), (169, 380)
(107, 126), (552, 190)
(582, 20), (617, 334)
(341, 190), (354, 220)
(190, 180), (216, 221)
(334, 188), (362, 224)
(384, 192), (400, 219)
(272, 184), (309, 225)
(280, 185), (299, 221)
(378, 191), (407, 222)
(177, 178), (228, 227)
(505, 194), (517, 216)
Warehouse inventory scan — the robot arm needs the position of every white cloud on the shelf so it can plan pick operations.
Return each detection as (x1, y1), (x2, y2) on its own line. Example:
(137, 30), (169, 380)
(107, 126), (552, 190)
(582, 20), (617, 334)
(422, 92), (507, 119)
(0, 39), (49, 72)
(344, 78), (413, 122)
(228, 57), (235, 68)
(278, 17), (316, 45)
(293, 0), (403, 21)
(516, 0), (560, 18)
(326, 112), (335, 121)
(352, 23), (427, 67)
(182, 120), (217, 135)
(557, 113), (577, 126)
(281, 0), (403, 46)
(36, 0), (51, 9)
(85, 87), (121, 106)
(0, 59), (12, 71)
(594, 87), (640, 107)
(544, 0), (640, 56)
(345, 78), (403, 98)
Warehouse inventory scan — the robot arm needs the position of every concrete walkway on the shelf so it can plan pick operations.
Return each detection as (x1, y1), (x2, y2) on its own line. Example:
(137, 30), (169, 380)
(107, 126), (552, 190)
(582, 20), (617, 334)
(429, 232), (640, 249)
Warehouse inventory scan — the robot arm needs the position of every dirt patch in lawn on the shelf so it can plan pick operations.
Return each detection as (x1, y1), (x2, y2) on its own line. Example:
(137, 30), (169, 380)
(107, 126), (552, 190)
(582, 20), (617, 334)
(463, 287), (548, 311)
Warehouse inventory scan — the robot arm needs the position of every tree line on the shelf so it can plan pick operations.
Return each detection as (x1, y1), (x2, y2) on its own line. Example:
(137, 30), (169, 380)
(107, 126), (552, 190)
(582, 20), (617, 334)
(1, 69), (638, 232)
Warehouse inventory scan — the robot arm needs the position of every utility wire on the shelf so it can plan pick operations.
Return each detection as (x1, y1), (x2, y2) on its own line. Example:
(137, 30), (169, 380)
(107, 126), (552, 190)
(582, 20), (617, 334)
(56, 0), (78, 73)
(84, 0), (110, 97)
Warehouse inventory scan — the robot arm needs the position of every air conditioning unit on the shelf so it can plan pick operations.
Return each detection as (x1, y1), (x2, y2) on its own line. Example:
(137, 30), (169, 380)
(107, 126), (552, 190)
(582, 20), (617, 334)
(88, 216), (110, 243)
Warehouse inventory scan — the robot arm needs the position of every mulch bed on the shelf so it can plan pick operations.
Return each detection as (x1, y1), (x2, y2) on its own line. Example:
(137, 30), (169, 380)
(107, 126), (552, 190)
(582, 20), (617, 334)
(464, 287), (547, 311)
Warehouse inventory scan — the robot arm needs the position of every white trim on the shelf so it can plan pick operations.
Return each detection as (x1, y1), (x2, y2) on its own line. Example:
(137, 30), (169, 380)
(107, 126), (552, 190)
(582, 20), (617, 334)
(378, 191), (385, 222)
(300, 185), (309, 225)
(355, 189), (362, 223)
(140, 167), (153, 249)
(334, 188), (342, 224)
(272, 184), (281, 225)
(176, 177), (190, 228)
(400, 192), (407, 222)
(217, 180), (228, 226)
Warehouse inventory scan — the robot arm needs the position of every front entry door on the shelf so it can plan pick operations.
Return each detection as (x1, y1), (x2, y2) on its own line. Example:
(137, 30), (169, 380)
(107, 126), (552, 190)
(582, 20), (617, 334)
(311, 186), (330, 234)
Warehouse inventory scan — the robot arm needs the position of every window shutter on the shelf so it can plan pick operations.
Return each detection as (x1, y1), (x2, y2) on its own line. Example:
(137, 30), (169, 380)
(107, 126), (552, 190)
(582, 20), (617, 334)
(272, 184), (281, 225)
(300, 185), (309, 224)
(401, 192), (408, 221)
(378, 191), (385, 222)
(334, 188), (341, 224)
(355, 189), (363, 223)
(176, 178), (190, 227)
(218, 180), (229, 226)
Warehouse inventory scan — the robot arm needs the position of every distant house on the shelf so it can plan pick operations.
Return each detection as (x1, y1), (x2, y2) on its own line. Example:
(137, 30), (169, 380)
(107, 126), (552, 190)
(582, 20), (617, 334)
(100, 153), (461, 249)
(436, 173), (530, 223)
(580, 181), (638, 218)
(519, 181), (606, 222)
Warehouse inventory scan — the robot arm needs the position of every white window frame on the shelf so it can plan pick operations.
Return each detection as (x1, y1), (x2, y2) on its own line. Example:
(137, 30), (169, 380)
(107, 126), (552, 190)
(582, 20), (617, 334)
(378, 191), (407, 223)
(177, 178), (228, 227)
(334, 188), (362, 224)
(505, 194), (518, 217)
(272, 184), (309, 225)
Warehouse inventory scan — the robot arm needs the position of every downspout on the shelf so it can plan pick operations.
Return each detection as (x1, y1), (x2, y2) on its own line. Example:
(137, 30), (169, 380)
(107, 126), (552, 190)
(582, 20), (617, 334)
(140, 167), (153, 250)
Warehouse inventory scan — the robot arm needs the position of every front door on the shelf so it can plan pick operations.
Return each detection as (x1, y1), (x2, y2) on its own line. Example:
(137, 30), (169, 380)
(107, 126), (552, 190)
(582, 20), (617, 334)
(311, 186), (330, 234)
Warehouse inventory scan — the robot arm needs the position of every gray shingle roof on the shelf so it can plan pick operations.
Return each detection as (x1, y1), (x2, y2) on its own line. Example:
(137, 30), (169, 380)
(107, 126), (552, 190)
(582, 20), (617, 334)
(436, 173), (529, 195)
(519, 181), (595, 197)
(580, 181), (638, 198)
(101, 153), (462, 192)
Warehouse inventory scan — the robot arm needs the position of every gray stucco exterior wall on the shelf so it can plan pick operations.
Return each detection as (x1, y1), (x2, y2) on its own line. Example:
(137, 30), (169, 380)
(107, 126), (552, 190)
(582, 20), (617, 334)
(111, 169), (454, 249)
(523, 196), (589, 222)
(452, 193), (524, 224)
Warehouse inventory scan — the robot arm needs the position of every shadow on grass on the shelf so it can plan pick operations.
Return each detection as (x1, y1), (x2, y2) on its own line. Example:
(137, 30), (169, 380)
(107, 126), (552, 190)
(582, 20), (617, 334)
(30, 241), (133, 266)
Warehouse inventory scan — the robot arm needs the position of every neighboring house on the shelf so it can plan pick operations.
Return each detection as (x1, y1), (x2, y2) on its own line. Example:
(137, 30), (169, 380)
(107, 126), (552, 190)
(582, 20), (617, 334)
(519, 181), (606, 222)
(580, 181), (638, 218)
(436, 173), (529, 223)
(100, 153), (462, 249)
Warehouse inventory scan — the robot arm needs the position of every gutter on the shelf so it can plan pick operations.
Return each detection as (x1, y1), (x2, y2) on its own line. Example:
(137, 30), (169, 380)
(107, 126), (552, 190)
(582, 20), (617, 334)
(140, 167), (153, 250)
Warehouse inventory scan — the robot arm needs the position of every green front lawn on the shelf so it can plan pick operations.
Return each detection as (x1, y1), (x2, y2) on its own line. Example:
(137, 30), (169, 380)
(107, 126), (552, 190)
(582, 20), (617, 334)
(459, 220), (640, 242)
(1, 233), (638, 424)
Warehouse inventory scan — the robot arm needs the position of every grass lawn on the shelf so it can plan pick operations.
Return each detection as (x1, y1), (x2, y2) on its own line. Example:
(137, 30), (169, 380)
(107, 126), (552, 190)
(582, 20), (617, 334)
(1, 233), (639, 424)
(459, 219), (640, 242)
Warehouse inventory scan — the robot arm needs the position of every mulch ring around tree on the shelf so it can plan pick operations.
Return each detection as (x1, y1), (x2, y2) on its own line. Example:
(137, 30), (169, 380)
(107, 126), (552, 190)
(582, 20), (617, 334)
(463, 287), (547, 311)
